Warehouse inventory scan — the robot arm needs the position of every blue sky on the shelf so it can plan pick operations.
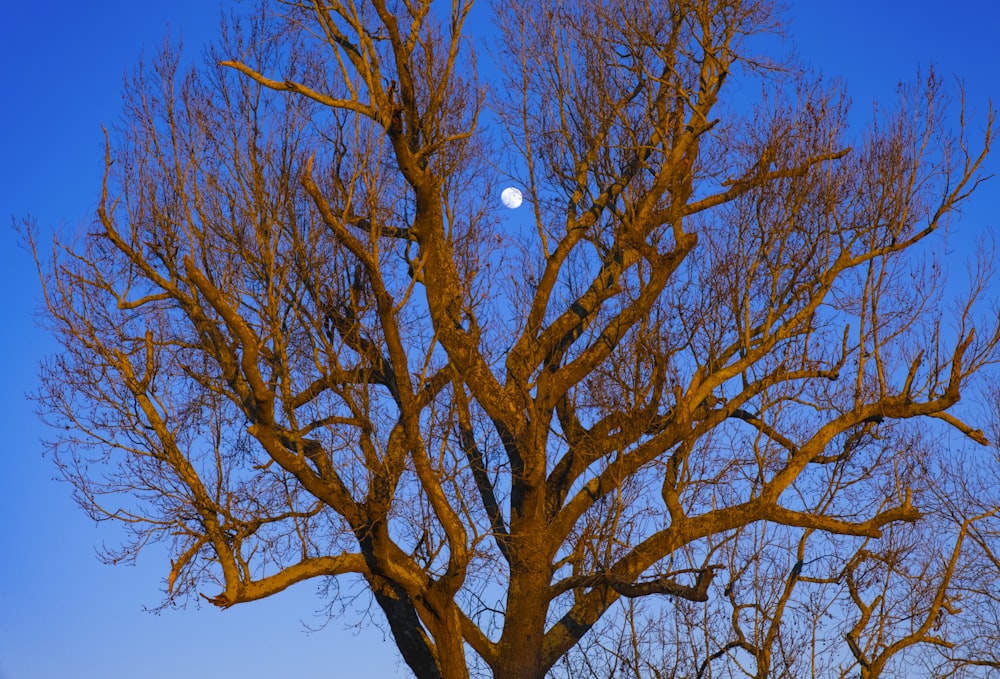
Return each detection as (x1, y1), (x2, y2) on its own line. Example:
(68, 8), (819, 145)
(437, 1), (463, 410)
(0, 2), (997, 678)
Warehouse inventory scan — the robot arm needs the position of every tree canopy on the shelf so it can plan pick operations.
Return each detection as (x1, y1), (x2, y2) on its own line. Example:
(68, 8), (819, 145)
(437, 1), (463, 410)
(27, 1), (1000, 677)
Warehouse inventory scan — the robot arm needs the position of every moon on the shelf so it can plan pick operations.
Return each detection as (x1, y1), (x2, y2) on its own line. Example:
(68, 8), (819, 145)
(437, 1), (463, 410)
(500, 187), (523, 209)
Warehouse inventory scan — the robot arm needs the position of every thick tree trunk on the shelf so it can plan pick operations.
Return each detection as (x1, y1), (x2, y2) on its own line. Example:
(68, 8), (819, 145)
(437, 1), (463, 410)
(371, 577), (443, 679)
(492, 546), (553, 679)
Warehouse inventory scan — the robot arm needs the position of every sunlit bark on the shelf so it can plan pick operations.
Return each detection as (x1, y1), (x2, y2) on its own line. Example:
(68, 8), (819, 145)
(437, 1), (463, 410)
(25, 1), (999, 677)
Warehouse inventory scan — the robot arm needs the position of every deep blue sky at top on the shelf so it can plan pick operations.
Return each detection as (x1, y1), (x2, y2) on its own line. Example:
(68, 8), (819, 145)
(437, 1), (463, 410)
(0, 2), (997, 678)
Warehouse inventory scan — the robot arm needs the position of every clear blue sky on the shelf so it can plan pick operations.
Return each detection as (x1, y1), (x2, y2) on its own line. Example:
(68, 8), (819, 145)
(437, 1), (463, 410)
(0, 2), (997, 678)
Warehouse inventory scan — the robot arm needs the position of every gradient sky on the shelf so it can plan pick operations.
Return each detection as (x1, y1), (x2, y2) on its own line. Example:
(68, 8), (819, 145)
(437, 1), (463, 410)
(1, 2), (997, 678)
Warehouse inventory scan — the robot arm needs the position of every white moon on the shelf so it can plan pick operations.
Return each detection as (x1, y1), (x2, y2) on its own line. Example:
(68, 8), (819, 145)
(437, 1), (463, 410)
(500, 187), (523, 209)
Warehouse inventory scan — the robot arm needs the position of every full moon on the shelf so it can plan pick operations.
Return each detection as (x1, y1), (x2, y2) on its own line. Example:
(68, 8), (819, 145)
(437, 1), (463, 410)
(500, 187), (523, 209)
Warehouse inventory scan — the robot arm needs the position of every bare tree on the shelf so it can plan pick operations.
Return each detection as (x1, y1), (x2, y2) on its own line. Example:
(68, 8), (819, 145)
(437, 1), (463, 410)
(25, 1), (999, 678)
(546, 440), (1000, 679)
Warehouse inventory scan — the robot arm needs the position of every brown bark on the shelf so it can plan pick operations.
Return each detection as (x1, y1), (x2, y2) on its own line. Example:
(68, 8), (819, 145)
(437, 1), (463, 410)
(25, 1), (1000, 677)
